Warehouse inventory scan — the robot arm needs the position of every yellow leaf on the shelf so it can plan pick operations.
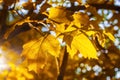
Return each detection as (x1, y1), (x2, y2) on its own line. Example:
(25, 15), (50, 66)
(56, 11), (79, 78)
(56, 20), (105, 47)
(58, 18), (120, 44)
(64, 23), (77, 32)
(72, 12), (89, 27)
(22, 35), (61, 57)
(48, 7), (70, 23)
(49, 7), (66, 19)
(85, 31), (96, 36)
(28, 62), (45, 73)
(68, 33), (97, 59)
(55, 23), (77, 36)
(22, 38), (43, 59)
(104, 32), (115, 42)
(21, 37), (46, 73)
(67, 44), (77, 58)
(4, 17), (30, 39)
(55, 23), (66, 36)
(21, 34), (61, 73)
(42, 35), (61, 57)
(95, 32), (106, 48)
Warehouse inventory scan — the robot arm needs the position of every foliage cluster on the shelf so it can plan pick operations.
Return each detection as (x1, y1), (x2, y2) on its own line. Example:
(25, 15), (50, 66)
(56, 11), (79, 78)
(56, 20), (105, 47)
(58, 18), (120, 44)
(0, 0), (120, 80)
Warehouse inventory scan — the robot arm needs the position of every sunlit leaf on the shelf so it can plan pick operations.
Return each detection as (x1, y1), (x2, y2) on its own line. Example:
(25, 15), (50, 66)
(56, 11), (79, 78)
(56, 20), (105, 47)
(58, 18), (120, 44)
(67, 44), (77, 58)
(85, 30), (96, 36)
(95, 32), (106, 48)
(72, 12), (89, 27)
(64, 23), (77, 32)
(68, 33), (98, 59)
(55, 23), (66, 36)
(42, 34), (61, 57)
(104, 32), (115, 42)
(21, 34), (61, 73)
(21, 37), (46, 73)
(48, 7), (70, 23)
(48, 7), (65, 18)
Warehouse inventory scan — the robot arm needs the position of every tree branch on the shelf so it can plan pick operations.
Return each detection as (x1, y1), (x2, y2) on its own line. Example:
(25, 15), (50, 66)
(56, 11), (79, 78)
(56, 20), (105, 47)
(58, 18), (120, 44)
(57, 46), (69, 80)
(67, 4), (120, 11)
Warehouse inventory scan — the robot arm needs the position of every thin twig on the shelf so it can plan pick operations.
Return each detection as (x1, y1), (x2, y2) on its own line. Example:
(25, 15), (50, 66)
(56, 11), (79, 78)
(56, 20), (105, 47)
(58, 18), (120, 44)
(55, 57), (60, 75)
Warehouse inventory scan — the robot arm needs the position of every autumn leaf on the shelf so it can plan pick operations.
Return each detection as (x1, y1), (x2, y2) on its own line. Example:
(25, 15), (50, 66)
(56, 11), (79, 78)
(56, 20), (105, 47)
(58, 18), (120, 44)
(21, 34), (61, 73)
(55, 23), (77, 36)
(42, 34), (61, 57)
(72, 12), (89, 27)
(48, 7), (66, 19)
(21, 37), (46, 73)
(95, 32), (106, 48)
(85, 30), (97, 36)
(48, 7), (70, 23)
(67, 33), (98, 59)
(55, 23), (66, 36)
(63, 34), (73, 47)
(67, 44), (77, 58)
(4, 17), (30, 39)
(64, 23), (77, 32)
(103, 31), (115, 42)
